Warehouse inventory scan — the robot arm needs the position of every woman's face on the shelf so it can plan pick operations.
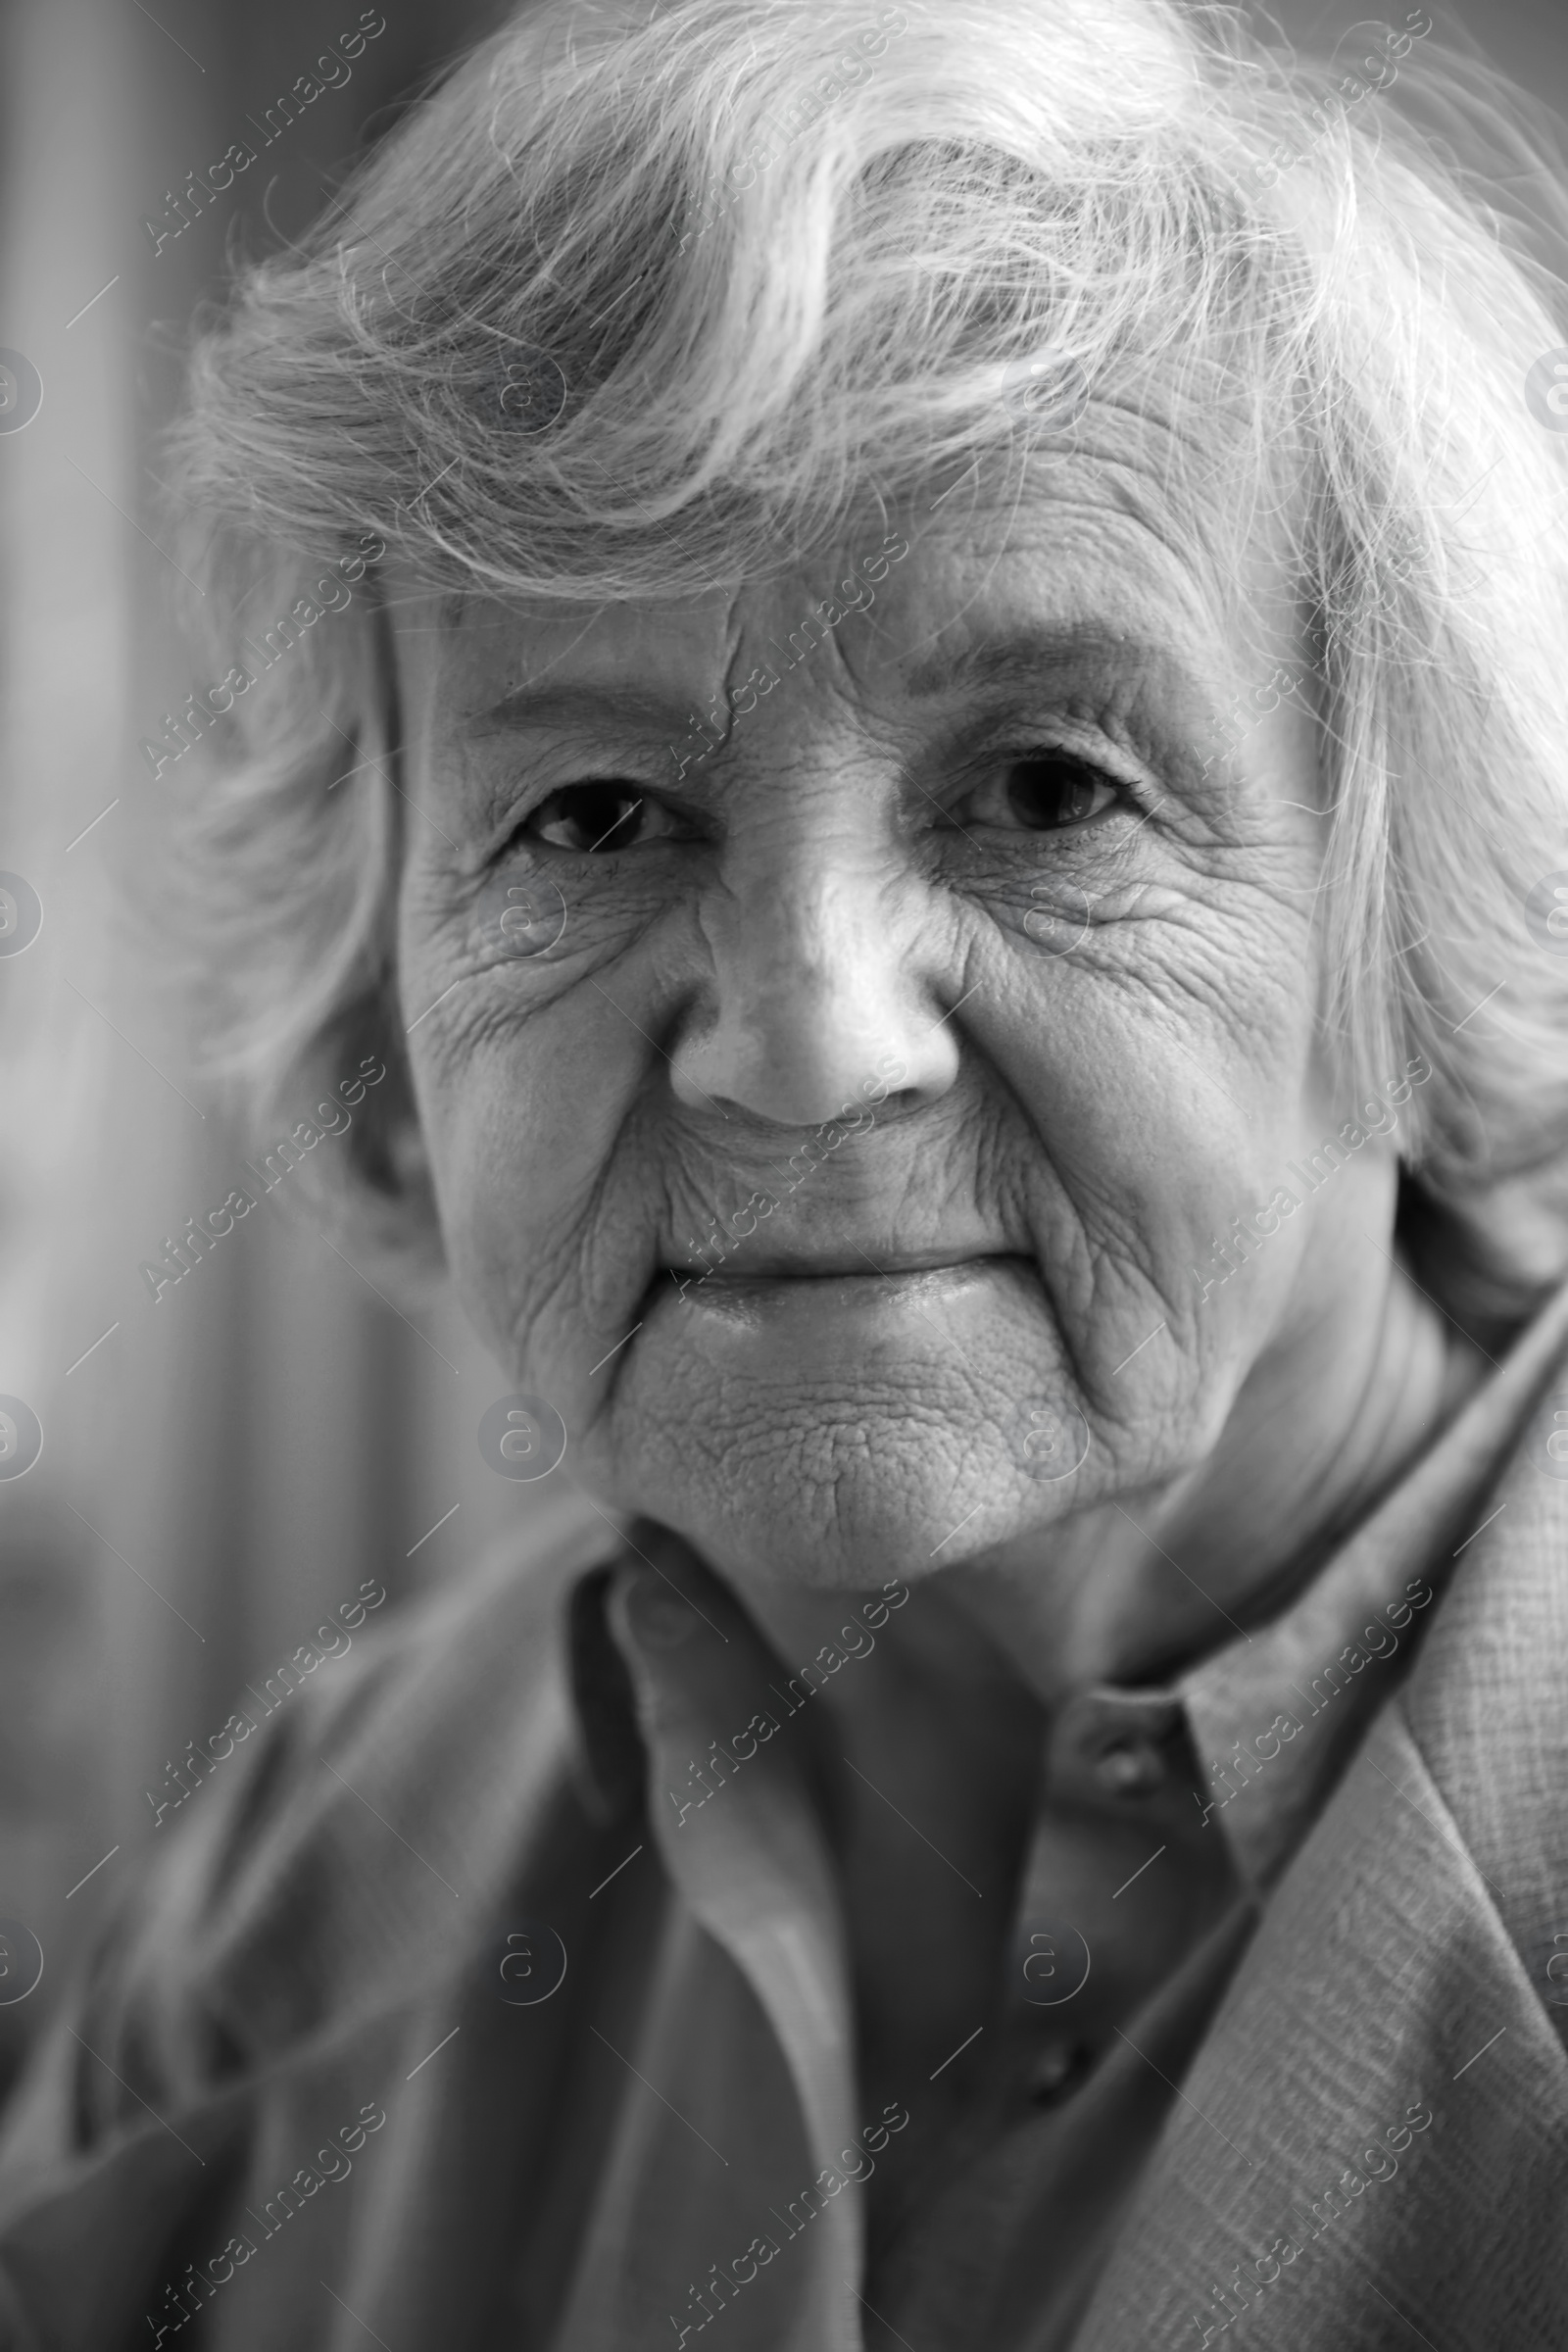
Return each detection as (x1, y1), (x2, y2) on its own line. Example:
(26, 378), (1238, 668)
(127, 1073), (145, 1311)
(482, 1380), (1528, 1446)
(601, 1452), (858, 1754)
(391, 453), (1398, 1591)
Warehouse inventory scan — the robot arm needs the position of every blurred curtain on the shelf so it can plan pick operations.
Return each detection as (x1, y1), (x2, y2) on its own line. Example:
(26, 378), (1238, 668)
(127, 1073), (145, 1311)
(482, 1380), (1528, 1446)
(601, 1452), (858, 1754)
(0, 0), (597, 2102)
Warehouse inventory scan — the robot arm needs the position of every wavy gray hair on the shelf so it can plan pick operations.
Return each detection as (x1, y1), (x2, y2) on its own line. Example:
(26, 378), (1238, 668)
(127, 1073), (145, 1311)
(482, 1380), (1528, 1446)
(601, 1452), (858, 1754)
(157, 0), (1568, 1334)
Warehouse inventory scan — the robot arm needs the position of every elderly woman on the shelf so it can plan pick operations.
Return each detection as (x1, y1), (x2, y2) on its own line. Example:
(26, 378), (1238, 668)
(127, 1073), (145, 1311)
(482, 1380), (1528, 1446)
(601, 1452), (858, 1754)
(6, 0), (1568, 2342)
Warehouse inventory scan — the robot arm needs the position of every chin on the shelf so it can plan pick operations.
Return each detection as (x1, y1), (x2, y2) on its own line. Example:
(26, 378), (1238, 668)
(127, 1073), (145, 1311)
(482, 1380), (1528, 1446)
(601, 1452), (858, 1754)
(583, 1250), (1107, 1581)
(596, 1409), (1097, 1592)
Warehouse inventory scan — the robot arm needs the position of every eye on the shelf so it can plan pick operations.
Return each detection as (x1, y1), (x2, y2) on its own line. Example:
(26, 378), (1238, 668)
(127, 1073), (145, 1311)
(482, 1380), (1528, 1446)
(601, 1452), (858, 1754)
(522, 783), (686, 853)
(955, 751), (1121, 833)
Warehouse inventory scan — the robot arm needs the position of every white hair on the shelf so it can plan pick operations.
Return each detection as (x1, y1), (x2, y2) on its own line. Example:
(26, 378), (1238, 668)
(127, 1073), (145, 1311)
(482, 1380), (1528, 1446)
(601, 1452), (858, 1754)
(158, 0), (1568, 1331)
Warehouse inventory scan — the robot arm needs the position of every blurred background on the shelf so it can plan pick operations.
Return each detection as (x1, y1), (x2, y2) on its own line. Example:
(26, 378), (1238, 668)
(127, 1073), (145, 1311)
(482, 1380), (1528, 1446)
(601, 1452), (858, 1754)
(0, 0), (1563, 2106)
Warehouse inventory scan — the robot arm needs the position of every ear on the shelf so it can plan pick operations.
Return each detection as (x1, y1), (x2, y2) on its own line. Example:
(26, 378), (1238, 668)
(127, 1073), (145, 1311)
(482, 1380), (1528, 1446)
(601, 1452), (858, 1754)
(294, 999), (447, 1302)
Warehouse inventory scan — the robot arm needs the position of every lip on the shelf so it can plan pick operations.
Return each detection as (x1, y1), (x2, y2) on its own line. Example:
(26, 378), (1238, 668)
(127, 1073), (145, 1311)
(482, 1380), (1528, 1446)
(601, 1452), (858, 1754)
(635, 1253), (1048, 1358)
(679, 1245), (1026, 1283)
(649, 1255), (1042, 1319)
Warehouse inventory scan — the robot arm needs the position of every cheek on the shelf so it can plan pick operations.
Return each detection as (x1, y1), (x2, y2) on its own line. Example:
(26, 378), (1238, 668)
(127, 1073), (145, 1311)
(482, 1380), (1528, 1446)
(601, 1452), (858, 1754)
(1005, 937), (1301, 1244)
(980, 876), (1325, 1442)
(412, 999), (656, 1371)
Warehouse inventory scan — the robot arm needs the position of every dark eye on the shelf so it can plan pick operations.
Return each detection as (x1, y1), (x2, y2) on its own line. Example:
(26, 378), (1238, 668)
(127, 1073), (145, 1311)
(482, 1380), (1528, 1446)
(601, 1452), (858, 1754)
(524, 784), (681, 853)
(956, 753), (1120, 833)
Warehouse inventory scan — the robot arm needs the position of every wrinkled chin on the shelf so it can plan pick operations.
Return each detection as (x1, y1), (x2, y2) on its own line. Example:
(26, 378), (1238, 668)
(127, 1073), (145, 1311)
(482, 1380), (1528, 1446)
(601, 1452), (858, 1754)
(567, 1251), (1216, 1585)
(620, 1469), (1106, 1593)
(593, 1392), (1110, 1593)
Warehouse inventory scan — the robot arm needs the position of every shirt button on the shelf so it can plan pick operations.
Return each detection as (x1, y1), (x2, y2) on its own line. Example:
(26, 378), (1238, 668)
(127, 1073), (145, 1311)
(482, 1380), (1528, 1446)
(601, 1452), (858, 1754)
(1026, 2041), (1087, 2106)
(1093, 1738), (1166, 1794)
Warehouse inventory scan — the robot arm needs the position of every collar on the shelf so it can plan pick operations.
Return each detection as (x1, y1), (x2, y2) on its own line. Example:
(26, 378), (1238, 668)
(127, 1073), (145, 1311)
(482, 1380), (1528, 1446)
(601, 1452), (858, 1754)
(569, 1273), (1568, 1900)
(1054, 1270), (1568, 1890)
(546, 1277), (1568, 2352)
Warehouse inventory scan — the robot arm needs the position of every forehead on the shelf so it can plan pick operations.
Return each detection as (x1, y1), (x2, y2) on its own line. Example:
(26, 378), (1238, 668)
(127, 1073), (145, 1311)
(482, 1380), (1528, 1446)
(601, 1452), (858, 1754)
(397, 420), (1302, 719)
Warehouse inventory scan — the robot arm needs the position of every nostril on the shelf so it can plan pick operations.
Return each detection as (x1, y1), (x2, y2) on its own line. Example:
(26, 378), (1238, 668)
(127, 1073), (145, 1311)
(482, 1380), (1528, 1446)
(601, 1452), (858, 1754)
(863, 1081), (917, 1120)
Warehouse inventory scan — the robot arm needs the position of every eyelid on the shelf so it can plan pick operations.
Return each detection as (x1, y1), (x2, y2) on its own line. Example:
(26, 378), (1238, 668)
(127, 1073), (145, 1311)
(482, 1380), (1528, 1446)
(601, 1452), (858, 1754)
(942, 726), (1155, 826)
(1011, 726), (1154, 802)
(482, 772), (691, 861)
(529, 785), (684, 851)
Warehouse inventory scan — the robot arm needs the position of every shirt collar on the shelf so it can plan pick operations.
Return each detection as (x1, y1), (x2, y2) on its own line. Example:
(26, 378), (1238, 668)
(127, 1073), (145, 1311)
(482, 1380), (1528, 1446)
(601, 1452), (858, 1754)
(596, 1523), (870, 2297)
(1073, 1269), (1568, 1889)
(569, 1271), (1568, 1892)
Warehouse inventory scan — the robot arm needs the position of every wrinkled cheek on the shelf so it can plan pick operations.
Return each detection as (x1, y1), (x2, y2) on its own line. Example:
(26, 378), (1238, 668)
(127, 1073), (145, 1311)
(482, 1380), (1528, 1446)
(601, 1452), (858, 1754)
(436, 1054), (652, 1381)
(451, 1201), (533, 1362)
(1014, 1091), (1312, 1460)
(415, 1056), (553, 1345)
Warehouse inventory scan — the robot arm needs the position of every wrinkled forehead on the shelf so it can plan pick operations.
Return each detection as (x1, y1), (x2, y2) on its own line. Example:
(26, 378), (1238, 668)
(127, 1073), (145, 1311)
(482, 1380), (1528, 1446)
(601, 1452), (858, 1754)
(398, 408), (1310, 711)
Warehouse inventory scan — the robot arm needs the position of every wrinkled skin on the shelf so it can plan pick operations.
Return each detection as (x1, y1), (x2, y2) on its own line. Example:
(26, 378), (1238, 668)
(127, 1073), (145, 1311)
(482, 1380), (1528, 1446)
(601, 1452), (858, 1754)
(391, 442), (1460, 1674)
(389, 433), (1477, 2149)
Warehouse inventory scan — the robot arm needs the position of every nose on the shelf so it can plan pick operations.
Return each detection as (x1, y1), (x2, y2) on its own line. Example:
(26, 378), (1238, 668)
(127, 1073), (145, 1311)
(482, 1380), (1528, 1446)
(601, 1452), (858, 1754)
(667, 819), (960, 1126)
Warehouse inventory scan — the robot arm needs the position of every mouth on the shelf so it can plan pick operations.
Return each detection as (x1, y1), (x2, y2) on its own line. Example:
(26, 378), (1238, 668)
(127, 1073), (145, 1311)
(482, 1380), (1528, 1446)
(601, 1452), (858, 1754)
(676, 1245), (1028, 1283)
(631, 1250), (1047, 1359)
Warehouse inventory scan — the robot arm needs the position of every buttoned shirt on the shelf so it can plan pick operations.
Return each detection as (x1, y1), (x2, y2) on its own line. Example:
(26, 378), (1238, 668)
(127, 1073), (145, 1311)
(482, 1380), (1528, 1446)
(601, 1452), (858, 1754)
(534, 1466), (1450, 2352)
(1, 1279), (1565, 2352)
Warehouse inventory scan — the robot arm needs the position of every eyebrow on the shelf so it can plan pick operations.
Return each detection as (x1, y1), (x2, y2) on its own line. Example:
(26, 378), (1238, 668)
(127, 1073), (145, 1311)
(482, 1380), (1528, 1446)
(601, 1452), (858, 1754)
(464, 680), (700, 737)
(462, 623), (1201, 738)
(901, 626), (1188, 704)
